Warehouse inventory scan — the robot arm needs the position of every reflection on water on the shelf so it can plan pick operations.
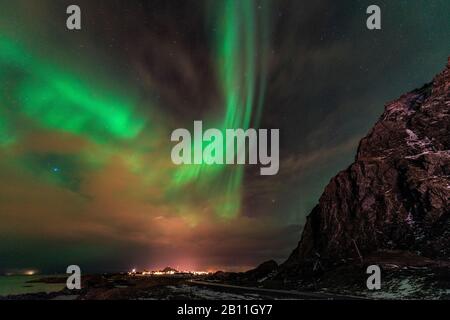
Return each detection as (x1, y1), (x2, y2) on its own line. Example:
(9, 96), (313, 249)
(0, 275), (66, 296)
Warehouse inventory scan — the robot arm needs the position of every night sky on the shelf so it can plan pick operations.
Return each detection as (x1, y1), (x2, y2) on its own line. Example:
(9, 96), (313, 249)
(0, 0), (449, 274)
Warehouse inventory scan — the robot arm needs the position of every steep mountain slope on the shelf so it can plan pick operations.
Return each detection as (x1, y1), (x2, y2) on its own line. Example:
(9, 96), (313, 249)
(284, 57), (450, 273)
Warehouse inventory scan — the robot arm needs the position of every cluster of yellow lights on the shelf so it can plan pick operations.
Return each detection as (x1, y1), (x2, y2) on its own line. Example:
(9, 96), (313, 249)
(128, 269), (211, 276)
(150, 271), (176, 276)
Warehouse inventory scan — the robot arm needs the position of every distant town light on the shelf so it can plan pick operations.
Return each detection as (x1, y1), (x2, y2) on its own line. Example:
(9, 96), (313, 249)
(127, 268), (212, 276)
(128, 268), (136, 275)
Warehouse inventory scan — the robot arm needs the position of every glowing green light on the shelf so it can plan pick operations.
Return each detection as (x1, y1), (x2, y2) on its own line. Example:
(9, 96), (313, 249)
(0, 36), (145, 142)
(170, 0), (270, 218)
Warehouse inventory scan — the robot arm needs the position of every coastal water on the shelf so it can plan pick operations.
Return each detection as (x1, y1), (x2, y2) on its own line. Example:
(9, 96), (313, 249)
(0, 275), (66, 297)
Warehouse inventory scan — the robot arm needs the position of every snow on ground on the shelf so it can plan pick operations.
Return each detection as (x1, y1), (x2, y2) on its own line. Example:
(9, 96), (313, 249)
(367, 276), (448, 300)
(164, 285), (263, 300)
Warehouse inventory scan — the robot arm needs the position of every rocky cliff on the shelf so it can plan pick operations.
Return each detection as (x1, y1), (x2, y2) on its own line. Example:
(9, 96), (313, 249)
(283, 57), (450, 273)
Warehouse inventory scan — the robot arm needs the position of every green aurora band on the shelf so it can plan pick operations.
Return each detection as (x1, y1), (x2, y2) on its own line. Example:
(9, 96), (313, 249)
(0, 0), (270, 220)
(171, 0), (270, 218)
(0, 36), (145, 144)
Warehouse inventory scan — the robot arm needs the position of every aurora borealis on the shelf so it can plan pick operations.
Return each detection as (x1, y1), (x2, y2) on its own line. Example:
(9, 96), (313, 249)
(0, 0), (449, 273)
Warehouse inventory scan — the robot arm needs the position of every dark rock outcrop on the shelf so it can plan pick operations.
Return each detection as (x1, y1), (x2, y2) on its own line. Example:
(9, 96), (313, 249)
(283, 57), (450, 274)
(206, 261), (278, 286)
(243, 260), (278, 279)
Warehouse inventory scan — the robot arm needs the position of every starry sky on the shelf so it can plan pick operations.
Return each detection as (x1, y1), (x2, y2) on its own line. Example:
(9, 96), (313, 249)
(0, 0), (449, 274)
